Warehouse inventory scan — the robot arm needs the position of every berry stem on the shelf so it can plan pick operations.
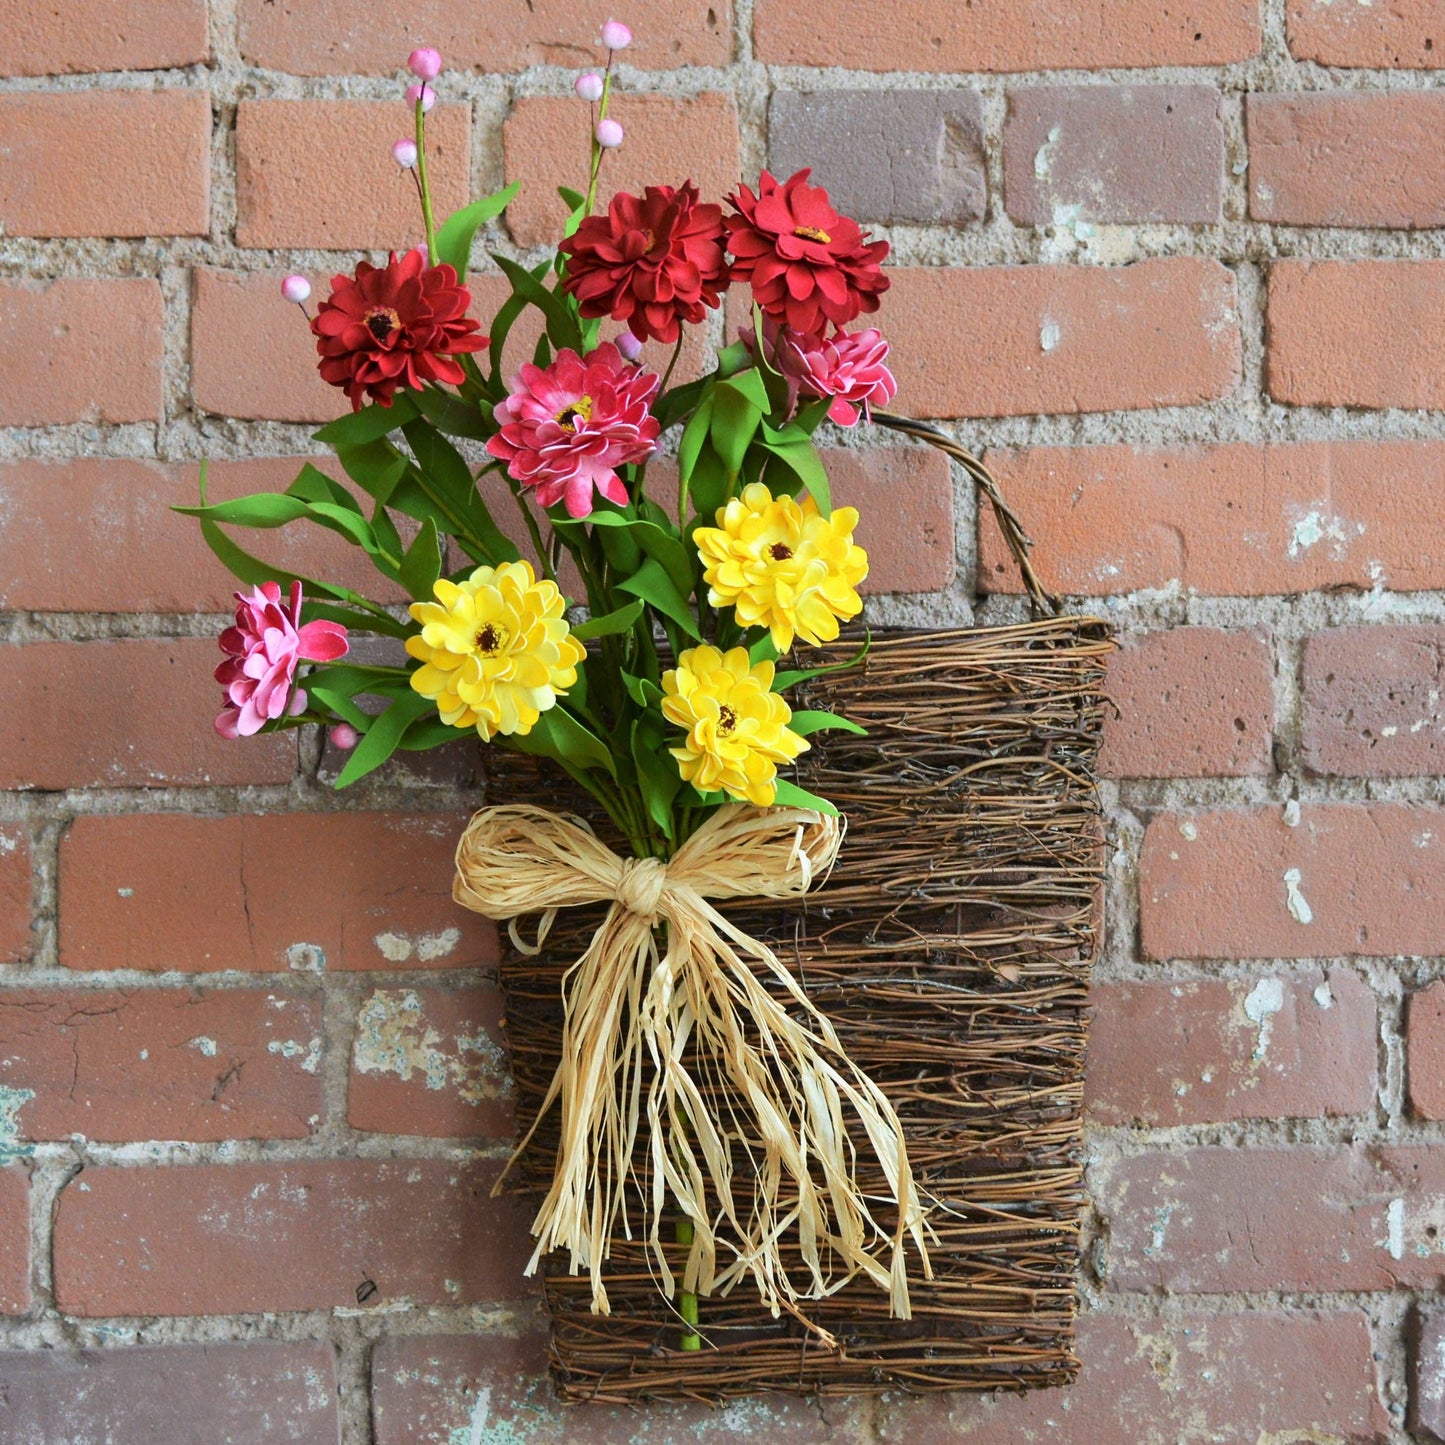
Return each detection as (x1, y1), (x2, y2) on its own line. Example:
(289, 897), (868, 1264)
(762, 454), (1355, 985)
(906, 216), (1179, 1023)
(583, 61), (614, 217)
(414, 97), (438, 263)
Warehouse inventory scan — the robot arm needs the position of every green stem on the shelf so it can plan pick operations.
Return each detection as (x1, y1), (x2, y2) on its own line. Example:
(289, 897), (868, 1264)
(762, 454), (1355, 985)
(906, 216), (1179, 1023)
(676, 1215), (700, 1350)
(504, 477), (556, 585)
(658, 332), (685, 393)
(583, 65), (614, 216)
(415, 99), (438, 262)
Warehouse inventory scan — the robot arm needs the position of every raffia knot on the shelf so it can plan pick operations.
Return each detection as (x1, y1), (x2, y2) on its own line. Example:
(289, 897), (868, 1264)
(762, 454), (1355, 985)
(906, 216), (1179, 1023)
(616, 855), (667, 920)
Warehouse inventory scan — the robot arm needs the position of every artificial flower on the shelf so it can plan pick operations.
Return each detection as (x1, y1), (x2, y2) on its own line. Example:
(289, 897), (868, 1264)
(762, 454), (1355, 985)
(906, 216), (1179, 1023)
(486, 342), (659, 518)
(312, 249), (487, 410)
(725, 168), (889, 335)
(661, 645), (807, 807)
(560, 181), (729, 344)
(779, 327), (897, 426)
(214, 581), (349, 739)
(695, 482), (868, 651)
(406, 560), (586, 741)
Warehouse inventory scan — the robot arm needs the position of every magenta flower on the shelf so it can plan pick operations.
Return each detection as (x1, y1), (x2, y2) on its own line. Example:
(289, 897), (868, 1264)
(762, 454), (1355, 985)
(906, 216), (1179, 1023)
(214, 581), (349, 740)
(486, 342), (660, 518)
(780, 326), (898, 426)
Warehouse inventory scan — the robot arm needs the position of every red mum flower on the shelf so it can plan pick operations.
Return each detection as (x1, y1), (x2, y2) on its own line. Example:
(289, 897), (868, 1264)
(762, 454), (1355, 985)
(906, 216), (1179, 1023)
(560, 181), (729, 345)
(725, 169), (889, 335)
(312, 250), (487, 411)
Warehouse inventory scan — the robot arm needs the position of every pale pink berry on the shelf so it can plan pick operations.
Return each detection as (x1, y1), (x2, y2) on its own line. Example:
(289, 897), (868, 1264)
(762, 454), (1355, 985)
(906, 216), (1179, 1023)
(405, 82), (436, 113)
(329, 722), (360, 750)
(615, 331), (644, 362)
(410, 243), (430, 263)
(408, 47), (442, 80)
(595, 118), (624, 149)
(280, 274), (311, 304)
(601, 19), (632, 50)
(574, 71), (605, 102)
(392, 138), (418, 168)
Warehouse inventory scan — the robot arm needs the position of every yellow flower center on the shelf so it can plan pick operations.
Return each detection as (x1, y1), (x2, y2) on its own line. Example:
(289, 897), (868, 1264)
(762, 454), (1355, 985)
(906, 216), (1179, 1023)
(554, 395), (594, 432)
(473, 622), (509, 656)
(716, 704), (738, 735)
(365, 306), (402, 343)
(794, 225), (832, 244)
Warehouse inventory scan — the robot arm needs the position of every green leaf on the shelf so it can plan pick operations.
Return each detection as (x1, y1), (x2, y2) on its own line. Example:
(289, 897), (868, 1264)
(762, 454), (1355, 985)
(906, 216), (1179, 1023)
(401, 418), (520, 564)
(335, 439), (409, 504)
(678, 390), (715, 482)
(763, 433), (832, 516)
(413, 387), (494, 440)
(176, 493), (309, 528)
(314, 394), (418, 446)
(585, 512), (695, 597)
(773, 633), (871, 691)
(714, 339), (752, 378)
(492, 252), (582, 353)
(748, 635), (781, 666)
(622, 670), (664, 708)
(557, 186), (586, 210)
(770, 778), (840, 816)
(710, 382), (763, 479)
(685, 446), (729, 521)
(397, 517), (443, 601)
(396, 715), (472, 751)
(305, 682), (373, 731)
(631, 717), (681, 840)
(653, 374), (710, 433)
(285, 464), (363, 513)
(300, 601), (411, 641)
(557, 185), (589, 242)
(434, 181), (522, 275)
(509, 707), (617, 777)
(571, 598), (644, 642)
(334, 691), (434, 787)
(618, 557), (702, 640)
(724, 367), (771, 412)
(786, 709), (868, 738)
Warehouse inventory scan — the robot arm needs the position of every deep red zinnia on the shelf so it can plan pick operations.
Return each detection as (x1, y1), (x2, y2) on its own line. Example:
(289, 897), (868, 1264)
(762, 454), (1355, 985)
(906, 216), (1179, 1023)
(311, 249), (487, 411)
(560, 181), (729, 345)
(725, 169), (889, 336)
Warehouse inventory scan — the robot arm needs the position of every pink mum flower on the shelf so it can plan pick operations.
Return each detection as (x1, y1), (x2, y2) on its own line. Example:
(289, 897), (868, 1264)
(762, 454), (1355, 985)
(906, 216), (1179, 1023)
(781, 326), (897, 426)
(214, 581), (349, 739)
(486, 342), (660, 518)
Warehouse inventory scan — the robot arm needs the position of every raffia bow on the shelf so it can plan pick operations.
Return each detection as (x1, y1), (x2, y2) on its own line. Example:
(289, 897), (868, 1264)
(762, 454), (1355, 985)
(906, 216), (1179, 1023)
(453, 801), (930, 1320)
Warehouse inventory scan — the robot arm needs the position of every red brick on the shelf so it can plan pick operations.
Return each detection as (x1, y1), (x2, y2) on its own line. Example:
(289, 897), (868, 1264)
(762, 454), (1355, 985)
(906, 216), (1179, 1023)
(0, 1169), (27, 1315)
(505, 94), (740, 250)
(0, 456), (406, 613)
(876, 1311), (1386, 1444)
(1100, 627), (1274, 778)
(0, 0), (209, 75)
(1288, 0), (1445, 68)
(0, 989), (323, 1143)
(0, 641), (295, 790)
(754, 0), (1261, 70)
(0, 1343), (340, 1440)
(885, 260), (1239, 419)
(53, 1158), (532, 1315)
(348, 986), (513, 1139)
(982, 440), (1445, 597)
(1141, 804), (1445, 962)
(60, 812), (497, 974)
(1269, 259), (1445, 410)
(240, 0), (730, 73)
(0, 279), (162, 427)
(0, 91), (208, 239)
(1249, 92), (1445, 229)
(235, 100), (471, 251)
(1408, 981), (1445, 1120)
(0, 829), (29, 965)
(1414, 1302), (1445, 1442)
(1005, 85), (1224, 226)
(1087, 969), (1377, 1126)
(372, 1331), (861, 1445)
(1302, 625), (1445, 778)
(1096, 1145), (1445, 1294)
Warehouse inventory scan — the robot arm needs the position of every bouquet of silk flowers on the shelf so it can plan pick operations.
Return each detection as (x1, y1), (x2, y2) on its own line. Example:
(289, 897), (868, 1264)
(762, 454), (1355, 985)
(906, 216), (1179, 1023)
(184, 22), (931, 1347)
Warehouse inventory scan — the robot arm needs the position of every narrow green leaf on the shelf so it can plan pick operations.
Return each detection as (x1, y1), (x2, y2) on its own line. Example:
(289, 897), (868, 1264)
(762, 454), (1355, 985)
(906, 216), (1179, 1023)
(622, 670), (664, 708)
(770, 778), (840, 816)
(748, 635), (781, 666)
(585, 513), (695, 597)
(314, 393), (418, 446)
(397, 517), (443, 601)
(413, 387), (494, 440)
(434, 181), (522, 276)
(618, 558), (702, 640)
(773, 633), (871, 691)
(631, 718), (681, 839)
(786, 709), (868, 738)
(724, 367), (771, 412)
(710, 384), (763, 479)
(492, 252), (582, 353)
(334, 691), (434, 787)
(401, 418), (519, 564)
(509, 706), (617, 777)
(335, 439), (408, 504)
(764, 436), (832, 516)
(571, 598), (644, 642)
(677, 390), (715, 482)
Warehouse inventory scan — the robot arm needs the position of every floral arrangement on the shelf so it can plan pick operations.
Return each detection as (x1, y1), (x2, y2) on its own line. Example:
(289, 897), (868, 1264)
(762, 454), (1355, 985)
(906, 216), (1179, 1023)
(185, 24), (927, 1341)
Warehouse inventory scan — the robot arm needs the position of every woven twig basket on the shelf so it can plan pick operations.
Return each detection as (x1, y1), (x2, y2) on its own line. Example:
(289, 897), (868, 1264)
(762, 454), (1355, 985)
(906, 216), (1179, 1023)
(490, 417), (1113, 1402)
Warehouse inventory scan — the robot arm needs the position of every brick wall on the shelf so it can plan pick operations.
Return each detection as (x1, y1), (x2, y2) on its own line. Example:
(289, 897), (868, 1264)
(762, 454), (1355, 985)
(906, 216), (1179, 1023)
(0, 0), (1441, 1439)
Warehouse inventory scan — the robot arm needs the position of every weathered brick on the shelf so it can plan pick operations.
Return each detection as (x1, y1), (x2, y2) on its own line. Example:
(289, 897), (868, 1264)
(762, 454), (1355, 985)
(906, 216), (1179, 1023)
(53, 1159), (532, 1315)
(372, 1331), (862, 1444)
(0, 641), (295, 791)
(1413, 1302), (1445, 1442)
(876, 1310), (1387, 1444)
(0, 279), (162, 427)
(0, 828), (29, 965)
(504, 94), (740, 249)
(61, 812), (497, 974)
(1268, 259), (1445, 410)
(348, 986), (513, 1138)
(0, 0), (209, 75)
(235, 100), (471, 251)
(0, 91), (209, 239)
(1005, 85), (1224, 226)
(0, 989), (324, 1143)
(1408, 981), (1445, 1120)
(1302, 625), (1445, 778)
(1287, 0), (1445, 68)
(1249, 92), (1445, 229)
(0, 1169), (27, 1315)
(1087, 970), (1377, 1127)
(754, 0), (1261, 70)
(885, 260), (1239, 419)
(767, 90), (985, 226)
(1096, 1145), (1445, 1294)
(238, 0), (731, 74)
(1100, 627), (1274, 778)
(0, 1343), (340, 1441)
(982, 440), (1445, 597)
(1141, 803), (1445, 962)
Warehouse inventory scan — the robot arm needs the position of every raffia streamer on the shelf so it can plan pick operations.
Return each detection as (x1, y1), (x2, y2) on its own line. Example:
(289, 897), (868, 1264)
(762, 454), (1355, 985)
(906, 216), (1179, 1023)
(453, 801), (931, 1320)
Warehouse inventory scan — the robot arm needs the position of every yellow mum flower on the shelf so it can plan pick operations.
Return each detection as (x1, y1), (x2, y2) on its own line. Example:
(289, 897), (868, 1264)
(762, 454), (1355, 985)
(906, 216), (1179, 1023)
(661, 644), (808, 807)
(694, 481), (868, 651)
(405, 560), (586, 741)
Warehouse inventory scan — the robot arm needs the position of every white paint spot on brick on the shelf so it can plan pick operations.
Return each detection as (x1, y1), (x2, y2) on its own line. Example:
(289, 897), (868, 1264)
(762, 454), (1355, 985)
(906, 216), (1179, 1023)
(268, 1037), (321, 1074)
(0, 833), (16, 855)
(116, 886), (133, 898)
(286, 943), (325, 972)
(1287, 508), (1364, 560)
(353, 990), (512, 1104)
(1387, 1197), (1405, 1260)
(1314, 980), (1334, 1009)
(1243, 977), (1285, 1062)
(1178, 819), (1198, 842)
(0, 1085), (34, 1163)
(190, 1036), (218, 1057)
(1040, 318), (1061, 352)
(373, 928), (461, 964)
(1034, 125), (1061, 178)
(1283, 799), (1301, 828)
(1283, 868), (1313, 925)
(1144, 1202), (1174, 1258)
